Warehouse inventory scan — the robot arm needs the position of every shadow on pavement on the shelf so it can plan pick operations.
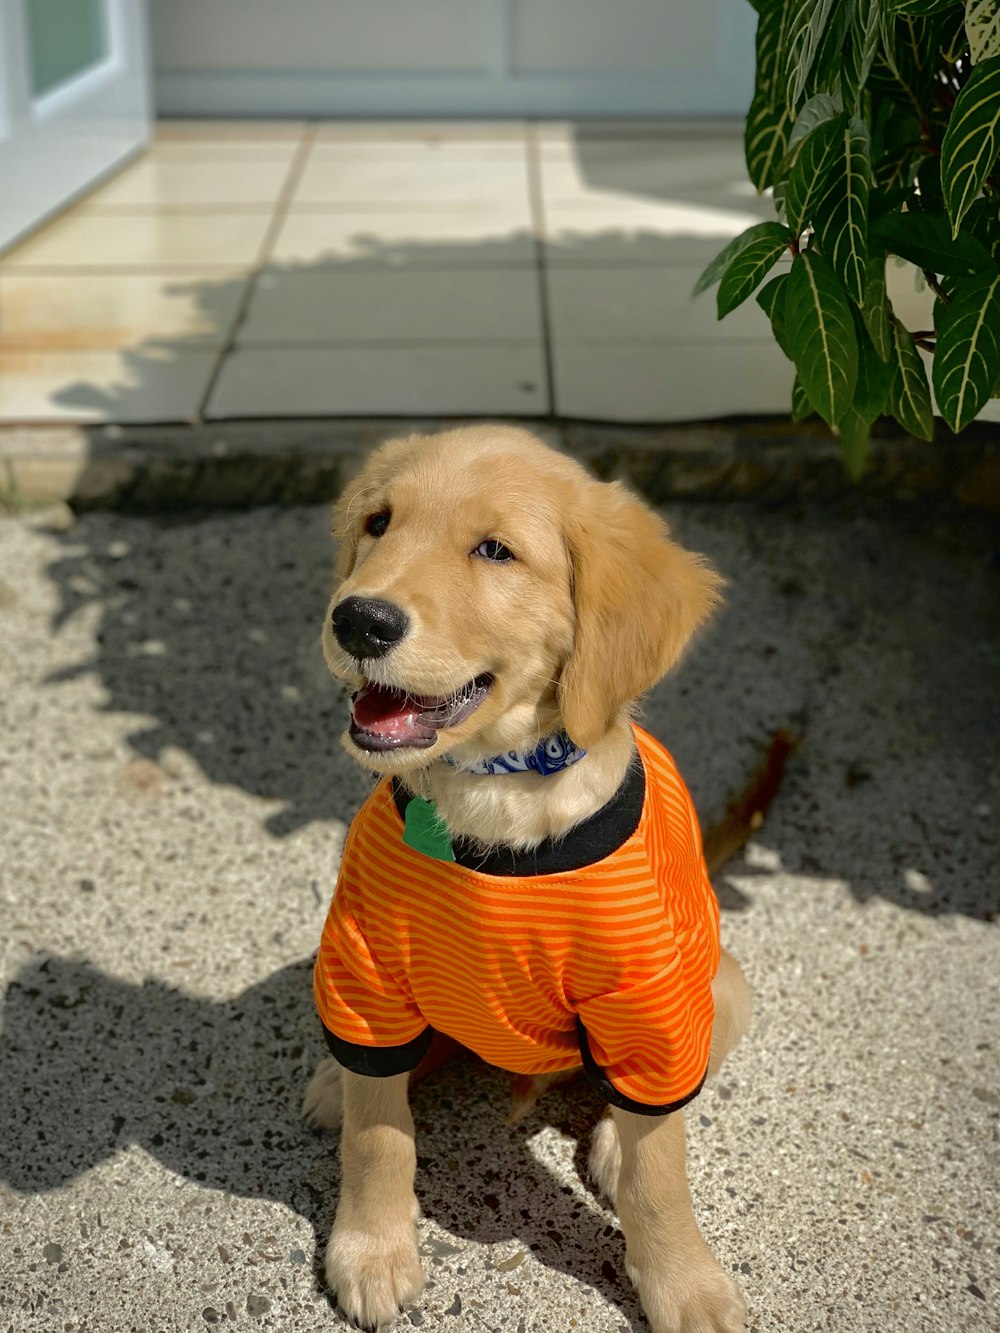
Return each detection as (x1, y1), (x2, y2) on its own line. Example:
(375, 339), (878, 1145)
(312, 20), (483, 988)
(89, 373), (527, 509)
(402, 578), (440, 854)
(0, 951), (642, 1324)
(43, 503), (355, 838)
(37, 496), (1000, 919)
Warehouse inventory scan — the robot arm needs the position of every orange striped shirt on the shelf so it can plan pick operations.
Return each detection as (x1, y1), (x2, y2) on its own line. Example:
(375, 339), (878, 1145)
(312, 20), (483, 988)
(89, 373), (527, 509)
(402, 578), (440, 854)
(314, 725), (720, 1112)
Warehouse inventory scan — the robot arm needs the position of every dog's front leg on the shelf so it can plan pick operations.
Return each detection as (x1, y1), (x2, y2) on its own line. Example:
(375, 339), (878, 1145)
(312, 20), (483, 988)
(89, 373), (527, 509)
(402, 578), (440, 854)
(613, 1107), (746, 1333)
(326, 1070), (423, 1329)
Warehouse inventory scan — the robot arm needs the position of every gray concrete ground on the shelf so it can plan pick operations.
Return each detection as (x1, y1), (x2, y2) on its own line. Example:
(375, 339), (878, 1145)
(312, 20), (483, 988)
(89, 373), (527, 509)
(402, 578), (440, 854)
(0, 494), (998, 1333)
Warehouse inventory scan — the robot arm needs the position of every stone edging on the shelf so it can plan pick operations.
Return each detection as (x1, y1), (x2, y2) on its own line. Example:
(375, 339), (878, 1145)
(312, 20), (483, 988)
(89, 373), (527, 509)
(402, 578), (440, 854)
(1, 417), (997, 511)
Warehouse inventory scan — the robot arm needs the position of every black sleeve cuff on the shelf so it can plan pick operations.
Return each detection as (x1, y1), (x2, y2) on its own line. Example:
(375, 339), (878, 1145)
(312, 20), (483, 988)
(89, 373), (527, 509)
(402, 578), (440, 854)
(576, 1018), (707, 1117)
(323, 1023), (433, 1077)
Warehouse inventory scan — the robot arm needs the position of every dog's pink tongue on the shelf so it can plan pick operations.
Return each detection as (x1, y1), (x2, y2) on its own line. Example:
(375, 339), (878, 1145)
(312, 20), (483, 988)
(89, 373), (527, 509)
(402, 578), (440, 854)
(352, 685), (427, 741)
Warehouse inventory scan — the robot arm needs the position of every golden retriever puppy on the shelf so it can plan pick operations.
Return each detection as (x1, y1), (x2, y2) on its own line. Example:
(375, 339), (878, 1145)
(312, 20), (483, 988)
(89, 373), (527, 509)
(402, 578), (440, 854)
(307, 425), (752, 1333)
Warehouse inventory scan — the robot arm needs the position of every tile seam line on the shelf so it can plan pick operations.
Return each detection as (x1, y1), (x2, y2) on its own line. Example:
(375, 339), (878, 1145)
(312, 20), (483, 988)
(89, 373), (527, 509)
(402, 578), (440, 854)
(195, 125), (319, 422)
(526, 122), (557, 418)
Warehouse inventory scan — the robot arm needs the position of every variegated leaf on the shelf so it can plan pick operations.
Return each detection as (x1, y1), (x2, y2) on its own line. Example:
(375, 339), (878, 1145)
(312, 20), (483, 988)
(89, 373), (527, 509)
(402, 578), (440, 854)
(966, 0), (1000, 62)
(851, 0), (883, 100)
(693, 221), (788, 297)
(786, 250), (859, 426)
(757, 272), (794, 358)
(861, 258), (893, 362)
(888, 317), (934, 439)
(783, 0), (839, 107)
(876, 15), (929, 118)
(784, 92), (844, 168)
(871, 210), (994, 276)
(791, 374), (815, 420)
(786, 114), (846, 235)
(888, 0), (958, 13)
(813, 117), (872, 306)
(717, 225), (794, 317)
(754, 0), (785, 89)
(746, 88), (796, 191)
(941, 55), (1000, 238)
(807, 2), (854, 101)
(932, 271), (1000, 432)
(852, 315), (895, 421)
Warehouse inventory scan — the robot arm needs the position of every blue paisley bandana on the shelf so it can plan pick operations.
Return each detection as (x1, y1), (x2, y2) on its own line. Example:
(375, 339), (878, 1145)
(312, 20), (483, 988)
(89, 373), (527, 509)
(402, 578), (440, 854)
(444, 733), (587, 777)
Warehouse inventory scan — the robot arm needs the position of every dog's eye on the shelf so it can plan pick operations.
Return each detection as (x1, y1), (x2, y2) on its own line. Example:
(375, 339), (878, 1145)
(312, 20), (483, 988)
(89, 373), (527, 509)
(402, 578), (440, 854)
(473, 539), (515, 562)
(364, 511), (391, 538)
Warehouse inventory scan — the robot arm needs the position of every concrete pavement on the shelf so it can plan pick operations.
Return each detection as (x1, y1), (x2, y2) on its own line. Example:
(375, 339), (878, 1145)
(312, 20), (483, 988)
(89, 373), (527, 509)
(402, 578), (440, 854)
(0, 494), (997, 1333)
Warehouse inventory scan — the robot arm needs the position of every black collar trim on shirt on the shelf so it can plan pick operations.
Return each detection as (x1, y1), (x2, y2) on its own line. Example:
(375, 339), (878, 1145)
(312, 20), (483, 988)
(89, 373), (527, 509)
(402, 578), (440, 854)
(391, 755), (645, 877)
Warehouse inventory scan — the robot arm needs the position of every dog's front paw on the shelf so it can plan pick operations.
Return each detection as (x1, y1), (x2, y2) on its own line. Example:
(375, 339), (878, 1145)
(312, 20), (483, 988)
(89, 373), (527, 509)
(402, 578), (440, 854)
(325, 1219), (424, 1330)
(303, 1056), (344, 1130)
(627, 1248), (746, 1333)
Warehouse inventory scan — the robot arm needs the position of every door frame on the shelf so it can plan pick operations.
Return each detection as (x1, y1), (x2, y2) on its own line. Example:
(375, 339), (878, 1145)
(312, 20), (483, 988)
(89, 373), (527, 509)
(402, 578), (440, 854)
(0, 0), (152, 254)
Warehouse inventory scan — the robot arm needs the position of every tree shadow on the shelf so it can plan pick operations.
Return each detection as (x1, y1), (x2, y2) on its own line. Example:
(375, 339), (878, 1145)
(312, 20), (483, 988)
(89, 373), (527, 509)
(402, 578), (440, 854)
(0, 950), (644, 1324)
(41, 502), (356, 837)
(34, 489), (1000, 920)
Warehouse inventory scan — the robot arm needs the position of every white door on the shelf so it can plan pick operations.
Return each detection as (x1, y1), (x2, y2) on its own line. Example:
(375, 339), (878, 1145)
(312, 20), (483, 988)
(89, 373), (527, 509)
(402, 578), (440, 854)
(152, 0), (755, 119)
(0, 0), (151, 253)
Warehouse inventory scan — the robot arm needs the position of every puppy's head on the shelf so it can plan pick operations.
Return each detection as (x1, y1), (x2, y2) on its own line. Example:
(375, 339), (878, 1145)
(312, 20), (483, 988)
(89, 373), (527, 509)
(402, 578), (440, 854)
(323, 426), (721, 773)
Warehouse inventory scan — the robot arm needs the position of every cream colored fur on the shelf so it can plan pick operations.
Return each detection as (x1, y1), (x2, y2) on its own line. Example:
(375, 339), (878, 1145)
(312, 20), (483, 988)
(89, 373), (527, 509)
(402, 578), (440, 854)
(307, 425), (752, 1333)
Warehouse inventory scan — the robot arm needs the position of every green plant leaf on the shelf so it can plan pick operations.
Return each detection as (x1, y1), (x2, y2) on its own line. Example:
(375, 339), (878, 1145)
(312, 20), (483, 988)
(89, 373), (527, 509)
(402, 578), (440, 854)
(692, 221), (789, 296)
(915, 152), (944, 212)
(942, 6), (970, 63)
(756, 272), (785, 320)
(786, 250), (859, 425)
(963, 195), (1000, 252)
(932, 271), (1000, 431)
(791, 374), (815, 420)
(746, 88), (796, 191)
(853, 314), (896, 421)
(966, 0), (1000, 64)
(785, 92), (844, 167)
(757, 272), (794, 358)
(869, 186), (916, 219)
(782, 0), (839, 106)
(873, 15), (932, 118)
(754, 0), (785, 89)
(941, 55), (1000, 237)
(845, 0), (883, 108)
(888, 317), (935, 439)
(898, 14), (946, 90)
(870, 101), (922, 191)
(861, 257), (893, 361)
(813, 116), (872, 305)
(870, 210), (996, 275)
(807, 1), (854, 100)
(786, 114), (847, 235)
(746, 0), (788, 192)
(836, 409), (872, 480)
(716, 226), (794, 317)
(887, 0), (957, 13)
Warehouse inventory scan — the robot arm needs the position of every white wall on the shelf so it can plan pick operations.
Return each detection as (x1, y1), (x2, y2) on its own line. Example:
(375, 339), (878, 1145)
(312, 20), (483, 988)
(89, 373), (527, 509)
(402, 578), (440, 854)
(151, 0), (756, 118)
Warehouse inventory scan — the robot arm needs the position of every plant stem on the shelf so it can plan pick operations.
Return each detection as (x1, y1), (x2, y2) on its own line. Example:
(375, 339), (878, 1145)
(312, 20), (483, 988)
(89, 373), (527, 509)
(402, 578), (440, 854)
(922, 271), (951, 305)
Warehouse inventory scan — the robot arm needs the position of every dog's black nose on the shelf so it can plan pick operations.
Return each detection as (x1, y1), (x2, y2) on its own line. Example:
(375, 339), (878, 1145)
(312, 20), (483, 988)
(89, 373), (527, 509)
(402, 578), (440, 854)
(332, 596), (409, 660)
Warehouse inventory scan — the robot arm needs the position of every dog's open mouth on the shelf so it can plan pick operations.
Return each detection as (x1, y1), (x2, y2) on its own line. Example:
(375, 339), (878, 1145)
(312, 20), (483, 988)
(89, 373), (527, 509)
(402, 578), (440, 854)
(350, 673), (494, 751)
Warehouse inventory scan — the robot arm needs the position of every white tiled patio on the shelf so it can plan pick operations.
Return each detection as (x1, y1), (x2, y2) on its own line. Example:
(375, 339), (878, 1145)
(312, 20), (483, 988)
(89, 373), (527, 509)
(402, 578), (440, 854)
(2, 119), (806, 424)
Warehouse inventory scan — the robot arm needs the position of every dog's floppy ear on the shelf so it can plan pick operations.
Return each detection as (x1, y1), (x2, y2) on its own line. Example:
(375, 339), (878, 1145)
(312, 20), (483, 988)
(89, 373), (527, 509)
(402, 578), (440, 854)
(558, 479), (723, 749)
(331, 470), (371, 579)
